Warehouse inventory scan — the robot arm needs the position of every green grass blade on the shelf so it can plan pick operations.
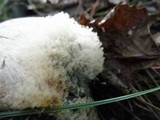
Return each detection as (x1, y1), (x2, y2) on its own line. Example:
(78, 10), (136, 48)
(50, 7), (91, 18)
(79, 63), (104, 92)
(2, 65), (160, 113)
(0, 86), (160, 118)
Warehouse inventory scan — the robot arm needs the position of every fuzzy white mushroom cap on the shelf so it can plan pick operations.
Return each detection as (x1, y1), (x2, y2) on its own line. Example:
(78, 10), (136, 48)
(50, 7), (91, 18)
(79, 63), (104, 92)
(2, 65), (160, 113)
(0, 12), (104, 109)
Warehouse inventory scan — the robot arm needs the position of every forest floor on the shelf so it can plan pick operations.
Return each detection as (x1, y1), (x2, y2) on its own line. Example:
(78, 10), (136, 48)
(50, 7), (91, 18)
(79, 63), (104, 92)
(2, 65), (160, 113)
(0, 0), (160, 120)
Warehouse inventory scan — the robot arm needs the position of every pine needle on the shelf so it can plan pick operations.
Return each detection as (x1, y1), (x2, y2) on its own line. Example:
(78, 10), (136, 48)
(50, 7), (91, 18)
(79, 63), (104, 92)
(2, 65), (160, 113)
(0, 86), (160, 118)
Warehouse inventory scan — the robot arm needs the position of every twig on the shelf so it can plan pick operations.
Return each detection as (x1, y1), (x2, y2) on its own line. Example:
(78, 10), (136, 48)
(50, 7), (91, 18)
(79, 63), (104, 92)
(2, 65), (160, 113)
(117, 102), (142, 120)
(136, 98), (160, 111)
(90, 0), (100, 16)
(134, 101), (150, 112)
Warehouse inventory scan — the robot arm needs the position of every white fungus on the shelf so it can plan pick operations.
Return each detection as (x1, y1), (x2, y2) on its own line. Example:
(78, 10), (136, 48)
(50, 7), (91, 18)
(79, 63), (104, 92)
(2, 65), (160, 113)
(0, 12), (104, 113)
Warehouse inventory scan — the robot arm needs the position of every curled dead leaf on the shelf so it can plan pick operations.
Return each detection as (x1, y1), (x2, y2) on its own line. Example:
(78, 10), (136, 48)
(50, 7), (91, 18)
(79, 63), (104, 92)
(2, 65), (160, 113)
(80, 4), (160, 61)
(80, 4), (160, 87)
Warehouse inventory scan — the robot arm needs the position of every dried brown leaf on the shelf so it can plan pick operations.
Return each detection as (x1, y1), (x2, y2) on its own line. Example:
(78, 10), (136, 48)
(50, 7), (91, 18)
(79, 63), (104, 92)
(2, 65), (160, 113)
(99, 5), (160, 59)
(80, 4), (160, 86)
(80, 4), (160, 63)
(79, 12), (90, 26)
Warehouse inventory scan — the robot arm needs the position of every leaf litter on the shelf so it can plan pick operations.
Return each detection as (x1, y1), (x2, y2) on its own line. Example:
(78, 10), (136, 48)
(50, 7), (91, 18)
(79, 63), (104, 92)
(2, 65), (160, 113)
(1, 1), (160, 120)
(80, 4), (160, 120)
